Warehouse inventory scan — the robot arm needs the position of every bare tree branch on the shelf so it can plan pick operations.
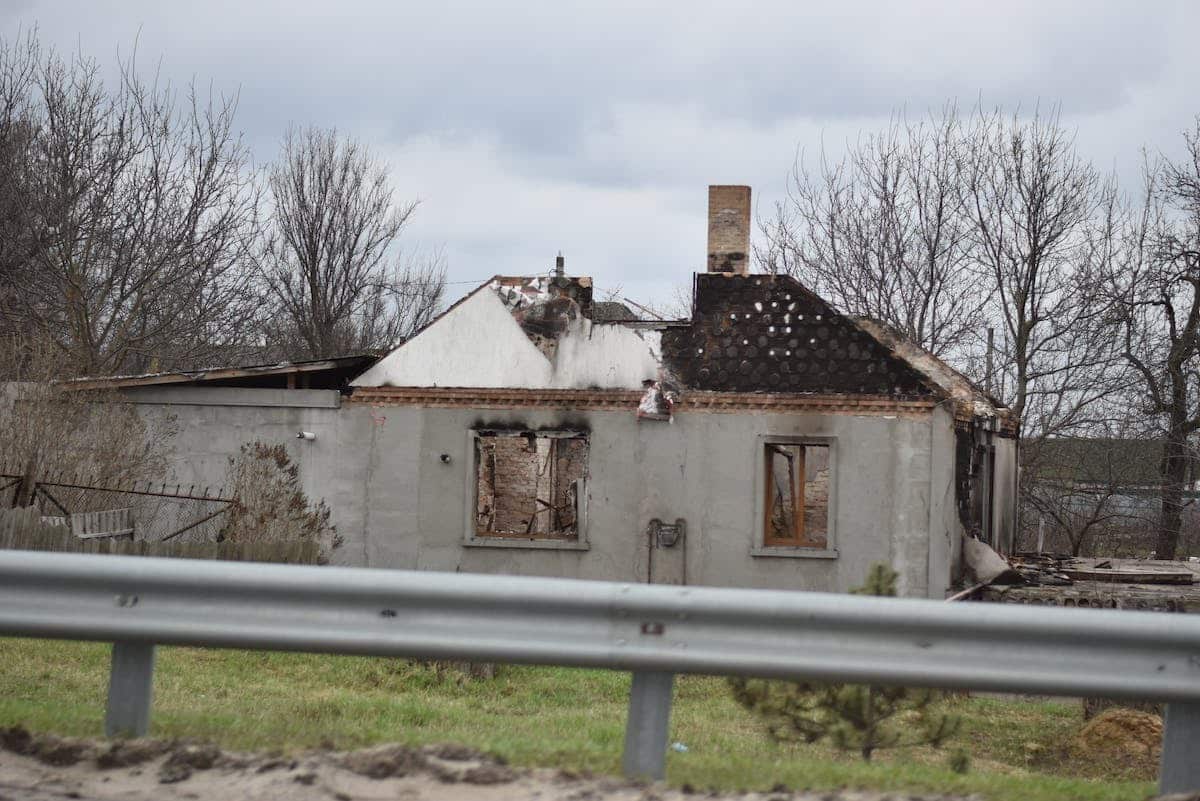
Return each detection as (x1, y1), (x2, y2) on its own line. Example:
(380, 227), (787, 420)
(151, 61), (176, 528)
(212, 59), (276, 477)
(0, 31), (262, 376)
(260, 125), (444, 358)
(1107, 117), (1200, 558)
(759, 106), (985, 358)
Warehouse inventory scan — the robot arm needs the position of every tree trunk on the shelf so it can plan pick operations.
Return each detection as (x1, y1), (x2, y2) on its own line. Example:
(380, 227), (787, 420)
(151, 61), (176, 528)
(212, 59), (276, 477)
(1156, 431), (1188, 560)
(861, 686), (876, 761)
(11, 459), (36, 509)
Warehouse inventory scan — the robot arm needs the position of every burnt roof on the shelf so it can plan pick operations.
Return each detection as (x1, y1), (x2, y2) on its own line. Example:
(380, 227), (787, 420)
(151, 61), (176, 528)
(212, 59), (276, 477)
(62, 354), (379, 392)
(357, 271), (1018, 419)
(660, 273), (940, 397)
(590, 301), (639, 322)
(853, 318), (1016, 431)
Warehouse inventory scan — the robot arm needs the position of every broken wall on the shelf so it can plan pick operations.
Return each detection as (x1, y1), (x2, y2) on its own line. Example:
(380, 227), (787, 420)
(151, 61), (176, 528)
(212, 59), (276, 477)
(352, 284), (661, 391)
(366, 402), (955, 597)
(116, 388), (961, 598)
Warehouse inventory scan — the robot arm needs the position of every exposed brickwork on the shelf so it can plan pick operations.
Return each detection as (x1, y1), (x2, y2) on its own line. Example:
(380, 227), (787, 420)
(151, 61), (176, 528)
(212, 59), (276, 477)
(477, 435), (542, 533)
(707, 185), (751, 274)
(349, 386), (938, 416)
(804, 451), (830, 546)
(553, 437), (587, 531)
(661, 273), (937, 396)
(475, 433), (587, 538)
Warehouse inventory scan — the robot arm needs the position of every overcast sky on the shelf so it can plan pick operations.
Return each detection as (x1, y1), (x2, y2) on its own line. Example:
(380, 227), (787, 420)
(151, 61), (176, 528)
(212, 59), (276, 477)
(3, 1), (1198, 307)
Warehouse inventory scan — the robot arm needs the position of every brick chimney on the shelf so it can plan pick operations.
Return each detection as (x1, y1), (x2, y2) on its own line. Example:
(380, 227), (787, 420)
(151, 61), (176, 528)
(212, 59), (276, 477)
(707, 185), (751, 274)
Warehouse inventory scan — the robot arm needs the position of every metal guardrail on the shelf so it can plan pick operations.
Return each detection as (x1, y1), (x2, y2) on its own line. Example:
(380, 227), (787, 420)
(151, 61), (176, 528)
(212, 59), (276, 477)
(0, 549), (1197, 793)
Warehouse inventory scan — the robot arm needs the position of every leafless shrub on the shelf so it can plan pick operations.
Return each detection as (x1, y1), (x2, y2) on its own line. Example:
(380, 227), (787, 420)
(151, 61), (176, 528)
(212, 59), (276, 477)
(1019, 430), (1163, 556)
(218, 441), (338, 561)
(0, 335), (176, 509)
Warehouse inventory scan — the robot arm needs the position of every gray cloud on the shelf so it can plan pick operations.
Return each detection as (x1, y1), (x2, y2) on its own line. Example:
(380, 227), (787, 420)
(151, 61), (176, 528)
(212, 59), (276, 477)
(4, 0), (1198, 304)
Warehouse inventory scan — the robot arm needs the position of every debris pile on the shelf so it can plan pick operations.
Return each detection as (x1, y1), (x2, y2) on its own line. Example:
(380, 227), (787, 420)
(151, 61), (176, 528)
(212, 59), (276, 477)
(973, 551), (1200, 612)
(1010, 553), (1197, 586)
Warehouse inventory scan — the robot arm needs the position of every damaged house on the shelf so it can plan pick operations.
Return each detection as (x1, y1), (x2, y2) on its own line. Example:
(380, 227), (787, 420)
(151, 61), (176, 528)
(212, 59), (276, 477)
(66, 186), (1018, 598)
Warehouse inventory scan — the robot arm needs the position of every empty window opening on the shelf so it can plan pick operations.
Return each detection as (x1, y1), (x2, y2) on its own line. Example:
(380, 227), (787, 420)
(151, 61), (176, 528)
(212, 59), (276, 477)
(475, 432), (587, 539)
(764, 443), (829, 548)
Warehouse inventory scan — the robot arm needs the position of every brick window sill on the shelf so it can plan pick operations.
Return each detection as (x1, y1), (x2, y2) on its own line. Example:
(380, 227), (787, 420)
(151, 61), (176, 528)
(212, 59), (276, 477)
(750, 546), (839, 559)
(464, 537), (590, 551)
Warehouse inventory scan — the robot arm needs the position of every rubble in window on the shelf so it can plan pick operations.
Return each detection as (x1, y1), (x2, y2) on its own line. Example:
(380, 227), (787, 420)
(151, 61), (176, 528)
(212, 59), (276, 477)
(764, 443), (830, 548)
(475, 431), (588, 539)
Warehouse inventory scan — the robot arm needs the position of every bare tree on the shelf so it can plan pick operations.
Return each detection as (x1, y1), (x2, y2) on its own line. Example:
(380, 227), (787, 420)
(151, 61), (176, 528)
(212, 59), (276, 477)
(261, 126), (445, 359)
(218, 440), (338, 561)
(960, 107), (1120, 434)
(1109, 120), (1200, 559)
(765, 104), (1140, 553)
(0, 31), (39, 323)
(1, 35), (262, 376)
(760, 108), (984, 358)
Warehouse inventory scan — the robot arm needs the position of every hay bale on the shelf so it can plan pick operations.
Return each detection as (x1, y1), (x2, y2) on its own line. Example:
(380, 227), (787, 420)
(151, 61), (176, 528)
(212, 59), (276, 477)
(1072, 708), (1162, 772)
(1082, 696), (1163, 720)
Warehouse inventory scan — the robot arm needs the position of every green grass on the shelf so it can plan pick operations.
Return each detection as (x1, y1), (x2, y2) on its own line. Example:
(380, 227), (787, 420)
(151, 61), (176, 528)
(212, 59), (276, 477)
(0, 637), (1154, 801)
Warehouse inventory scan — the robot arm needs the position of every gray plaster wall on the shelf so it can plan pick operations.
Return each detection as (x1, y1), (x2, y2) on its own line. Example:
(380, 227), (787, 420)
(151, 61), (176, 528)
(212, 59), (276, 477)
(122, 387), (344, 512)
(124, 386), (963, 598)
(929, 406), (963, 591)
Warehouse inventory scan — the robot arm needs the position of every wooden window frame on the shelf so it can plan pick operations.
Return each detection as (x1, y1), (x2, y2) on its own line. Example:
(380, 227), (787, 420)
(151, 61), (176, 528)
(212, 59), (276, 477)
(764, 443), (808, 547)
(754, 435), (837, 558)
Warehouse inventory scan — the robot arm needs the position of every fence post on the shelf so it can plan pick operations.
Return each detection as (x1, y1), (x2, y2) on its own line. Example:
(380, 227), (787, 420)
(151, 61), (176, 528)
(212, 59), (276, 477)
(621, 671), (674, 781)
(105, 642), (155, 737)
(1160, 701), (1200, 794)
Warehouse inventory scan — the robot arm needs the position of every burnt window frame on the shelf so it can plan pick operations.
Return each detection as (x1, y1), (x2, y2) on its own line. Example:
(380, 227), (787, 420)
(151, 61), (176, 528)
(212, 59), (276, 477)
(751, 435), (838, 559)
(463, 428), (591, 551)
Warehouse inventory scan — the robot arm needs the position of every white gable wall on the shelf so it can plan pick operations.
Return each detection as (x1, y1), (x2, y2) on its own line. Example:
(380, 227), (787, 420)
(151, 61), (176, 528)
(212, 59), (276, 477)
(354, 289), (554, 388)
(551, 320), (661, 389)
(352, 287), (662, 390)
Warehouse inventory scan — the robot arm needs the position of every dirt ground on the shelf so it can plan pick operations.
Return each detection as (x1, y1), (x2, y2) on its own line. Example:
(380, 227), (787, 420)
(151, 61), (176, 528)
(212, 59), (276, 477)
(0, 726), (982, 801)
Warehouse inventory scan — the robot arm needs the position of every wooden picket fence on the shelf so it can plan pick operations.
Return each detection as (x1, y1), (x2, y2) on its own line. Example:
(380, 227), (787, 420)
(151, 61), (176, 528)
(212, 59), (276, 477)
(0, 507), (320, 565)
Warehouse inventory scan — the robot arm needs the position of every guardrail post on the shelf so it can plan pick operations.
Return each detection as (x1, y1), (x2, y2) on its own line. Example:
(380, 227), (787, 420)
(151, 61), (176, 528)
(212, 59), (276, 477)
(105, 642), (155, 738)
(1160, 701), (1200, 794)
(621, 671), (674, 781)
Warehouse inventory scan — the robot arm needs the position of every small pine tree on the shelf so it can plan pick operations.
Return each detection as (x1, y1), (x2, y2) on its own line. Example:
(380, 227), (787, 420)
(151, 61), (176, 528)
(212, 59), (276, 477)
(728, 563), (960, 761)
